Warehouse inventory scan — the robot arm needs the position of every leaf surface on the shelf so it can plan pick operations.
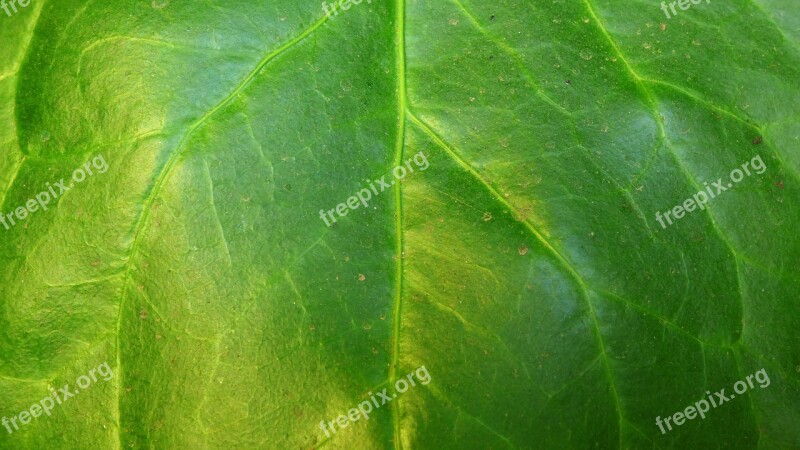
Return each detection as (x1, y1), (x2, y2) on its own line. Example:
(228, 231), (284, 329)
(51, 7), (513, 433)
(1, 0), (799, 448)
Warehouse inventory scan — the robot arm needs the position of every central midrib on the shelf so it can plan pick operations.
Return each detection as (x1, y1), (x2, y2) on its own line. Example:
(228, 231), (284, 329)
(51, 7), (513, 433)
(388, 0), (407, 447)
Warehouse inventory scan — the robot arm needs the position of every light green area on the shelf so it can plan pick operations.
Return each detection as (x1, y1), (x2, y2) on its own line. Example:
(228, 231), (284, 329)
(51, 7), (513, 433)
(0, 0), (798, 448)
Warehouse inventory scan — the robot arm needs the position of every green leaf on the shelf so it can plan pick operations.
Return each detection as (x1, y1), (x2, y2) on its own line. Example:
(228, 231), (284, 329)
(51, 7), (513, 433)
(1, 0), (799, 448)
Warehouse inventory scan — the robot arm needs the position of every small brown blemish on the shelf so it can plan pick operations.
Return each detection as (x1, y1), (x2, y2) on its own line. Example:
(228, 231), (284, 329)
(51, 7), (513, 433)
(753, 136), (763, 145)
(518, 245), (529, 256)
(358, 274), (366, 281)
(482, 212), (493, 221)
(139, 310), (148, 320)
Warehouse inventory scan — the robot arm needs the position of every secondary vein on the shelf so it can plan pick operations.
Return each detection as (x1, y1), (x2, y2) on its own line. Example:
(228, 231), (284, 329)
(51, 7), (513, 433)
(111, 14), (330, 449)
